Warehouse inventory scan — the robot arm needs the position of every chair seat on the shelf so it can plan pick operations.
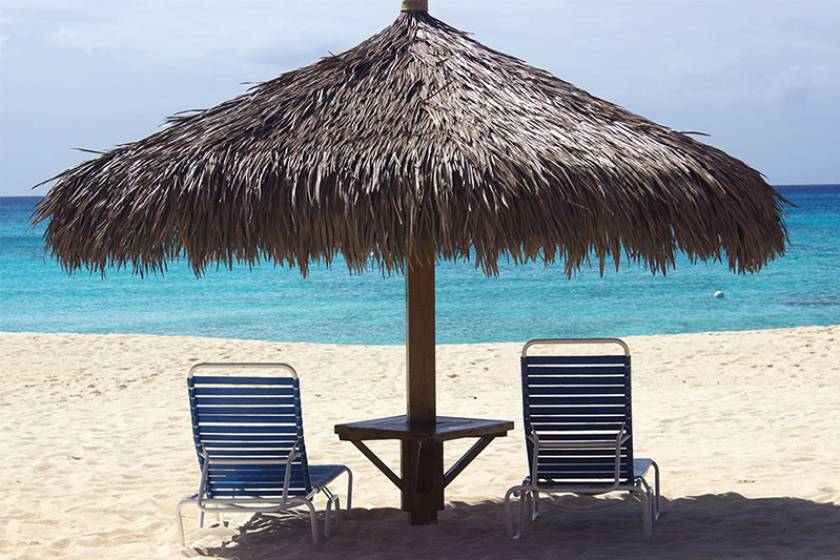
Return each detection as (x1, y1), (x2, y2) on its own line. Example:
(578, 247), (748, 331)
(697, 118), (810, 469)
(524, 458), (654, 489)
(309, 464), (347, 490)
(633, 458), (652, 478)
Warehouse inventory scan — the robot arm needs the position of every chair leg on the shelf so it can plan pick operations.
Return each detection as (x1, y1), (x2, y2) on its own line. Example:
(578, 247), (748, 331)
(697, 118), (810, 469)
(651, 460), (661, 520)
(198, 510), (205, 529)
(504, 486), (525, 539)
(649, 488), (656, 531)
(304, 500), (319, 543)
(325, 494), (340, 539)
(634, 483), (653, 542)
(531, 490), (540, 522)
(345, 468), (353, 512)
(175, 499), (192, 548)
(325, 497), (333, 540)
(518, 489), (530, 536)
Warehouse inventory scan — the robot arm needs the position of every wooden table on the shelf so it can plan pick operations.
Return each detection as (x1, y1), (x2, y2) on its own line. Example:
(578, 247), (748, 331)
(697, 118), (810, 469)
(335, 415), (514, 524)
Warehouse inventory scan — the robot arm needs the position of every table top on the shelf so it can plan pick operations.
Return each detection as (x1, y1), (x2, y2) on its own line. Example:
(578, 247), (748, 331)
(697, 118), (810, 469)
(334, 415), (514, 443)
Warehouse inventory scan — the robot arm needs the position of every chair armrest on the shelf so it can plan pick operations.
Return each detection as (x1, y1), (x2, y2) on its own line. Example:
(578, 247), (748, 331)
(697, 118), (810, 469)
(534, 436), (630, 450)
(205, 458), (295, 465)
(529, 427), (629, 450)
(203, 440), (301, 467)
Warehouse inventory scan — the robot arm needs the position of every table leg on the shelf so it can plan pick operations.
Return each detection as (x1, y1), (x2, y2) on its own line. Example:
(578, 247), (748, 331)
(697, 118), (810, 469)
(401, 440), (444, 524)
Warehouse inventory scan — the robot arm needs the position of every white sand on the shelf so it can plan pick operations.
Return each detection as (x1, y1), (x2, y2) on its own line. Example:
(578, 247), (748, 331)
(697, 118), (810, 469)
(1, 326), (839, 559)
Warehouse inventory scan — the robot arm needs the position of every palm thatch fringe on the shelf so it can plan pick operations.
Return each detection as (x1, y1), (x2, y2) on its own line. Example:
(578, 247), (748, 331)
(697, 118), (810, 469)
(35, 11), (787, 277)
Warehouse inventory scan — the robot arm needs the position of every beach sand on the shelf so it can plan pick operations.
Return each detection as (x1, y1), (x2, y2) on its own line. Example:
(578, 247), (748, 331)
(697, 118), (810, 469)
(1, 326), (839, 559)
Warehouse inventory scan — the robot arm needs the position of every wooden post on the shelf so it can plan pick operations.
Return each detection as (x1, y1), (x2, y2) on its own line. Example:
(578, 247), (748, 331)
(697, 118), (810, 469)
(401, 251), (442, 524)
(405, 253), (436, 425)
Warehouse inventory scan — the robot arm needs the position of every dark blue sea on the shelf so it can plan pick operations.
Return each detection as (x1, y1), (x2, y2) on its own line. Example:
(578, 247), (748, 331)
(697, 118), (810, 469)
(1, 185), (838, 344)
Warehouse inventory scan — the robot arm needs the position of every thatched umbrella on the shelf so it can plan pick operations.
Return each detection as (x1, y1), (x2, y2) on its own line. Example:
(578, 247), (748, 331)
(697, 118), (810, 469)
(36, 0), (786, 523)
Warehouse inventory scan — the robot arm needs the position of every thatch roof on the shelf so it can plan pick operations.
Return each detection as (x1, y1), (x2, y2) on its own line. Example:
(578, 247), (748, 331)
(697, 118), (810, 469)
(35, 8), (787, 277)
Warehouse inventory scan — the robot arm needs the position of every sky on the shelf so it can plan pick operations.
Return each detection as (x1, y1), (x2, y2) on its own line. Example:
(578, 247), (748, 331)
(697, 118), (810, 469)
(0, 0), (838, 196)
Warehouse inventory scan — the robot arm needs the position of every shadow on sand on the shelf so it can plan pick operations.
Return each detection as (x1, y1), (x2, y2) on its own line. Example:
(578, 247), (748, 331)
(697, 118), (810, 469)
(194, 493), (840, 559)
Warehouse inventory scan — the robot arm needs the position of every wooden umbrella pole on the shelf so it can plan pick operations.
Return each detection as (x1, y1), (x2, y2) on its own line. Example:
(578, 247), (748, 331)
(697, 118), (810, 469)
(400, 0), (428, 12)
(405, 251), (436, 425)
(402, 248), (442, 524)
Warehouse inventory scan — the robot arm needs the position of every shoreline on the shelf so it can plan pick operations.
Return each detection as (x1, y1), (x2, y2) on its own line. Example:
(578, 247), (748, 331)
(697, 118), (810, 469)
(2, 323), (838, 348)
(3, 325), (839, 559)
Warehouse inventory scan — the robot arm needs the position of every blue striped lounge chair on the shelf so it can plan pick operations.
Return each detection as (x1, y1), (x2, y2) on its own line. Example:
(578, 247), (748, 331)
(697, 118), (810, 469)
(176, 363), (352, 545)
(504, 339), (661, 540)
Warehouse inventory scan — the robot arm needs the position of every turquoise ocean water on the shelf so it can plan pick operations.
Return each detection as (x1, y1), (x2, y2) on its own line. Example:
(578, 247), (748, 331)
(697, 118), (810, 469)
(1, 186), (838, 344)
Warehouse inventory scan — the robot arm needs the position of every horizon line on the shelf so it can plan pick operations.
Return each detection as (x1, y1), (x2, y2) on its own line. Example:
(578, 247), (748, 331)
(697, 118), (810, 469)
(1, 183), (839, 199)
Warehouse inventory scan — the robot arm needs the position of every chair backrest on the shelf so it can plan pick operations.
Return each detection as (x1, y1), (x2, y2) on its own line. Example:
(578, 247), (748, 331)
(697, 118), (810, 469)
(187, 363), (313, 498)
(521, 339), (634, 487)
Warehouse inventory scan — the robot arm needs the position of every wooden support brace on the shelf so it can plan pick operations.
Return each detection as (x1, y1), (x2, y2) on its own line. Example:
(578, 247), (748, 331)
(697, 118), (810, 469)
(351, 440), (403, 491)
(444, 435), (496, 487)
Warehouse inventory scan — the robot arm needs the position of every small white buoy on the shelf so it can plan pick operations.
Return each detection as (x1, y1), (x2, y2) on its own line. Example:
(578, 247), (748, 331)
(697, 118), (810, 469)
(714, 290), (725, 299)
